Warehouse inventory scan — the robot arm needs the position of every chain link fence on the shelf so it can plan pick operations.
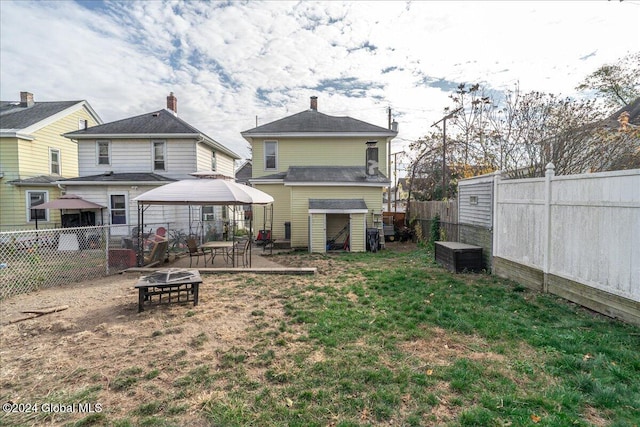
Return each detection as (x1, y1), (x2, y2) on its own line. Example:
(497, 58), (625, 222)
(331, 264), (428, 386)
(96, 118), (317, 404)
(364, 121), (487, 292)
(0, 226), (113, 299)
(0, 220), (234, 299)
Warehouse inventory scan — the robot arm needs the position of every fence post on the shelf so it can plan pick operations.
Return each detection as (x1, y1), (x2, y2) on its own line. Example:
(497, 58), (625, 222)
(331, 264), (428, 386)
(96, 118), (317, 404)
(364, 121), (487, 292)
(543, 163), (555, 293)
(491, 170), (502, 273)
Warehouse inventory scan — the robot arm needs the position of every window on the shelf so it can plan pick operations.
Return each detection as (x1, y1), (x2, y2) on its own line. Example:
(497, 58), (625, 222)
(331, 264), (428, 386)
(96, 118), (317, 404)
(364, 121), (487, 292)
(211, 151), (217, 171)
(78, 119), (88, 130)
(27, 191), (47, 222)
(110, 194), (127, 225)
(469, 196), (479, 206)
(153, 141), (166, 171)
(49, 148), (60, 175)
(264, 141), (277, 170)
(202, 205), (216, 221)
(97, 141), (110, 165)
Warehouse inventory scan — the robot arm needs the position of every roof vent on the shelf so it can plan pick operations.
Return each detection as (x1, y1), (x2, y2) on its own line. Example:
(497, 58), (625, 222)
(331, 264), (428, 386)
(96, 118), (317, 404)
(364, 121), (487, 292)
(104, 171), (113, 176)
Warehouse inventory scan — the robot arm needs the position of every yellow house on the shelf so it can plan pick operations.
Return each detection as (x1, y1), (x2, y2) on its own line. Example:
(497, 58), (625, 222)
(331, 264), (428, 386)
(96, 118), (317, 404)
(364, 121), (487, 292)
(241, 96), (397, 252)
(0, 92), (102, 230)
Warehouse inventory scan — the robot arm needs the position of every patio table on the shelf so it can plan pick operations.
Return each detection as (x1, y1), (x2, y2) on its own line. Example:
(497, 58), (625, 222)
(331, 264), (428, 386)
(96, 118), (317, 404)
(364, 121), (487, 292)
(200, 241), (235, 266)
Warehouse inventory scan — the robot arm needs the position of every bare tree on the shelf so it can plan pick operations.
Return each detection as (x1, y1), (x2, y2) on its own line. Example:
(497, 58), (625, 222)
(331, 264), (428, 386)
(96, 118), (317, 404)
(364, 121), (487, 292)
(577, 52), (640, 109)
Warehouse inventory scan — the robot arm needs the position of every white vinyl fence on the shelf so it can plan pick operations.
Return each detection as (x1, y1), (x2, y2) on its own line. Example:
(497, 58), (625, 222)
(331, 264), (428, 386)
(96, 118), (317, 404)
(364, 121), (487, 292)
(493, 165), (640, 323)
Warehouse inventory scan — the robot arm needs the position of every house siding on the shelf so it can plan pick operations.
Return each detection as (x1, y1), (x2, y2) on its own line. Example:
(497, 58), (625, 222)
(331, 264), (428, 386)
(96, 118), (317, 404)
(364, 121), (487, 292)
(79, 138), (236, 180)
(289, 186), (382, 248)
(458, 175), (495, 269)
(196, 143), (235, 178)
(350, 213), (366, 252)
(1, 107), (98, 230)
(252, 183), (291, 239)
(252, 137), (389, 177)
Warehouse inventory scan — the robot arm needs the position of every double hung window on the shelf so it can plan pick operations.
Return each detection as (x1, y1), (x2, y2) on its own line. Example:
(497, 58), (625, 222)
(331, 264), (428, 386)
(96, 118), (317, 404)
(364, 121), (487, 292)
(97, 141), (111, 165)
(50, 148), (60, 175)
(27, 191), (47, 222)
(153, 141), (166, 171)
(264, 141), (277, 170)
(110, 195), (127, 225)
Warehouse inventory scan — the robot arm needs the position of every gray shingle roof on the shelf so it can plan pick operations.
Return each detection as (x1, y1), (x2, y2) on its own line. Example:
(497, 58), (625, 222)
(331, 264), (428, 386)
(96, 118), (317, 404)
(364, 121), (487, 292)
(235, 160), (252, 184)
(57, 173), (176, 183)
(64, 108), (241, 159)
(241, 110), (396, 136)
(605, 97), (640, 128)
(0, 101), (82, 130)
(309, 199), (368, 210)
(65, 109), (200, 136)
(7, 175), (61, 185)
(284, 166), (388, 184)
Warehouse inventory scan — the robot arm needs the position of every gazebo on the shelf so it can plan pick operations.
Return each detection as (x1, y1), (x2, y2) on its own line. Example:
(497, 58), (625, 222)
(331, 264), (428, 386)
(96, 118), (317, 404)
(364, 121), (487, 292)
(132, 176), (274, 267)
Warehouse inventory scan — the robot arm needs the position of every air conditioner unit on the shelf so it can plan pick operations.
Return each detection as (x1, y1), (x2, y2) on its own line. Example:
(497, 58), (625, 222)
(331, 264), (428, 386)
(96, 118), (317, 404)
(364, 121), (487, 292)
(203, 213), (216, 221)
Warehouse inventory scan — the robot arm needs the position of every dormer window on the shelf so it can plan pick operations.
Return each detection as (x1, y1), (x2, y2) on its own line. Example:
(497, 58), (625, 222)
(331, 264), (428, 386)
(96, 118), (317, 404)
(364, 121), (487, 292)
(153, 141), (166, 171)
(264, 141), (277, 170)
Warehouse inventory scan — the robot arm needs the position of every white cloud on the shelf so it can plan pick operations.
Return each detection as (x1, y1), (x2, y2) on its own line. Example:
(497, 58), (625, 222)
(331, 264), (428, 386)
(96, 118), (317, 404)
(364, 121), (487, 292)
(1, 0), (638, 160)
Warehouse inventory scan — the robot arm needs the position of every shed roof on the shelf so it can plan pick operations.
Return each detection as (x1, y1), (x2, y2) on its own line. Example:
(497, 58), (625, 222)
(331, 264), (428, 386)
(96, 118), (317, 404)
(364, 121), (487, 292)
(309, 199), (368, 210)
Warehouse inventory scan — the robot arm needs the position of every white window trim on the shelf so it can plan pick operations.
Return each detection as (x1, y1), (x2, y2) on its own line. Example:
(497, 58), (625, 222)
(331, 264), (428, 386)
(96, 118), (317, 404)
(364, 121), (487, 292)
(264, 140), (278, 171)
(108, 193), (128, 225)
(78, 119), (88, 130)
(26, 190), (49, 222)
(49, 148), (61, 175)
(152, 140), (167, 171)
(97, 140), (111, 166)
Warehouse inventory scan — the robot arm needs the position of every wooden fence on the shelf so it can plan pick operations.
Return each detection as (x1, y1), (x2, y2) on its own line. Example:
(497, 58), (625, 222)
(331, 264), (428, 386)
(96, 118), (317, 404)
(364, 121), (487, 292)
(407, 200), (458, 242)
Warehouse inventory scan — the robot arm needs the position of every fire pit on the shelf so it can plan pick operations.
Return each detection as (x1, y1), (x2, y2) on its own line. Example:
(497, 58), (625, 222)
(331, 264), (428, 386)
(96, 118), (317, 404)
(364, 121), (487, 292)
(134, 268), (202, 312)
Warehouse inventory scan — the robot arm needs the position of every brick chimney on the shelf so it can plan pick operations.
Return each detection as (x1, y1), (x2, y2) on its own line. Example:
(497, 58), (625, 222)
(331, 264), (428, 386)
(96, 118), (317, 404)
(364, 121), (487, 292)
(20, 92), (34, 108)
(166, 92), (177, 114)
(310, 96), (318, 111)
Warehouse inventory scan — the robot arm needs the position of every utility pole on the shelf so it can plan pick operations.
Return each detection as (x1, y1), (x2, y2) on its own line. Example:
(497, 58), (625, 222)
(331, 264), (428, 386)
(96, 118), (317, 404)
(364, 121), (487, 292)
(391, 151), (404, 213)
(387, 106), (392, 213)
(431, 107), (462, 200)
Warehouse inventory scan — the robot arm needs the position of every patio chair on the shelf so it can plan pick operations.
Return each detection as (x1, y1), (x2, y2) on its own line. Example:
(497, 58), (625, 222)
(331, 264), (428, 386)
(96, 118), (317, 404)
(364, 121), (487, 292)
(229, 239), (251, 268)
(256, 229), (274, 251)
(143, 240), (168, 267)
(186, 237), (207, 267)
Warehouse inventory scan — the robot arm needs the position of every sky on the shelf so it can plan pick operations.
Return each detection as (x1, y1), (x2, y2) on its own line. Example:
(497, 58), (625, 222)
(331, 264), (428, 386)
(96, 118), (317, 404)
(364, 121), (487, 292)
(1, 0), (639, 167)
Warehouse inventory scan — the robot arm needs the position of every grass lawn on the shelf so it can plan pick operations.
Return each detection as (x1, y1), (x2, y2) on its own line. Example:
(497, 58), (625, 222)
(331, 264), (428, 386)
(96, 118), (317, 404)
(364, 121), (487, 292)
(1, 245), (638, 426)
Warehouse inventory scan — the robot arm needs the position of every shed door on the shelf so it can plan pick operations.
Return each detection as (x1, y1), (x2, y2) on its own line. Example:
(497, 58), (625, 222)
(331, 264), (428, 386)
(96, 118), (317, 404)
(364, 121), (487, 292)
(309, 213), (326, 253)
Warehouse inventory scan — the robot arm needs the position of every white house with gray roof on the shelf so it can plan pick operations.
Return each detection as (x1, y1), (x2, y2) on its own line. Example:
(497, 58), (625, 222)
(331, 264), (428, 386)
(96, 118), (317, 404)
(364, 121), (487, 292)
(60, 93), (241, 237)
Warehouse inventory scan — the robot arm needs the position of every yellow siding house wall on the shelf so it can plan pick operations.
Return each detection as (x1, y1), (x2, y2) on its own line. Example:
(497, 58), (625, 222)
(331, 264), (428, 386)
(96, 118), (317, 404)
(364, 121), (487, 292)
(0, 107), (99, 230)
(252, 137), (388, 176)
(252, 183), (291, 239)
(289, 186), (383, 249)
